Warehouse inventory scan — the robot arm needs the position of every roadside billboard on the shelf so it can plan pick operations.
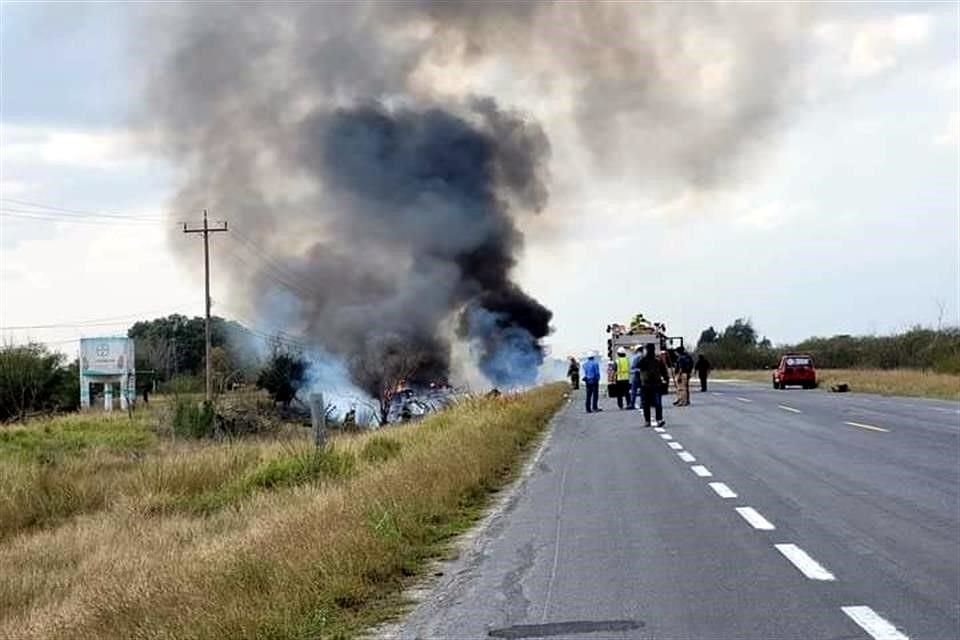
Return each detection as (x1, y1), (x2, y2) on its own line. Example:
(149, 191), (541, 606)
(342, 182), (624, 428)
(80, 337), (135, 375)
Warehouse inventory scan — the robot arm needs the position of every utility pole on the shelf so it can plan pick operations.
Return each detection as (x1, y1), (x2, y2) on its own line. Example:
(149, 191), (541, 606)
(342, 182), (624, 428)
(183, 210), (228, 403)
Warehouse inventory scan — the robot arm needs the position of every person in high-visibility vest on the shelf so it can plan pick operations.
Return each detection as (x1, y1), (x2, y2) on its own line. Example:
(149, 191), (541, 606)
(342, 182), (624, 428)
(615, 347), (631, 409)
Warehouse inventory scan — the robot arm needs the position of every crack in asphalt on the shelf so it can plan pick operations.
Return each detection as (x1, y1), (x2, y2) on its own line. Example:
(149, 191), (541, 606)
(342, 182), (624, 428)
(488, 619), (643, 638)
(501, 541), (536, 625)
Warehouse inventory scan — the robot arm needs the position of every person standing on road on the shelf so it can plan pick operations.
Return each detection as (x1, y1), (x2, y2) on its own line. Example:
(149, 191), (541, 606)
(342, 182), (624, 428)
(695, 354), (711, 392)
(567, 356), (580, 390)
(674, 346), (693, 406)
(628, 345), (643, 410)
(638, 344), (669, 427)
(582, 352), (602, 413)
(614, 347), (631, 409)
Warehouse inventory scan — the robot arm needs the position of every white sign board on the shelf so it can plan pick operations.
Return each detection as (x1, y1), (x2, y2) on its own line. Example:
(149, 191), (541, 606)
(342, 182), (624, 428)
(80, 337), (135, 375)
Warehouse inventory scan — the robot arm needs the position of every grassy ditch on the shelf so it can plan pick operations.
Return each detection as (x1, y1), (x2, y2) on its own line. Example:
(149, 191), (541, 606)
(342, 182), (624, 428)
(0, 383), (567, 639)
(716, 368), (959, 400)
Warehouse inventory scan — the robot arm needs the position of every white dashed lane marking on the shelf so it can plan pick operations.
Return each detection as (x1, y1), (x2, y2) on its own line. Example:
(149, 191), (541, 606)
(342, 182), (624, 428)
(643, 405), (912, 640)
(711, 392), (723, 397)
(735, 507), (775, 530)
(841, 606), (910, 640)
(708, 482), (737, 498)
(735, 397), (752, 403)
(844, 421), (890, 433)
(774, 544), (836, 581)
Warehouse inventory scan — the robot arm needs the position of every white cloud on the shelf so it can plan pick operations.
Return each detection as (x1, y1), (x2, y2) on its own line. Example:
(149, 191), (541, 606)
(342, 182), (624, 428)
(0, 178), (35, 197)
(0, 124), (143, 170)
(813, 13), (934, 81)
(924, 62), (960, 94)
(935, 111), (960, 147)
(847, 13), (932, 77)
(734, 200), (794, 231)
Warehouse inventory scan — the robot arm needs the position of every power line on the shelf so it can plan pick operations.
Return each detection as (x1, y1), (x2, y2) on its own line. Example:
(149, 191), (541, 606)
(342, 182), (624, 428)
(1, 305), (197, 330)
(0, 197), (165, 221)
(0, 210), (170, 226)
(230, 230), (307, 290)
(221, 240), (314, 300)
(2, 319), (142, 331)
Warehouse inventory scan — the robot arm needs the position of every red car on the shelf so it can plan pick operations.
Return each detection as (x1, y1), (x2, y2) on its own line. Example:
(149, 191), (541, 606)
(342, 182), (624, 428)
(773, 354), (817, 389)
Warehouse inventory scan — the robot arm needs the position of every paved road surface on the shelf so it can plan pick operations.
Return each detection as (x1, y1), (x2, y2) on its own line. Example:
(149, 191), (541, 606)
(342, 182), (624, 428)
(388, 381), (960, 639)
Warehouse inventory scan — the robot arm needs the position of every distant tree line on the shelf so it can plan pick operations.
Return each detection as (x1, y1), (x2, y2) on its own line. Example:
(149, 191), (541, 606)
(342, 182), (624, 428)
(129, 315), (310, 402)
(0, 344), (78, 421)
(0, 315), (311, 423)
(696, 319), (960, 374)
(128, 314), (261, 391)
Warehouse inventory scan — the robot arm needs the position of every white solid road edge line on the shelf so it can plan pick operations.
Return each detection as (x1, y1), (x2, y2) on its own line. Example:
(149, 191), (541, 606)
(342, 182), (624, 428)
(708, 482), (737, 498)
(667, 442), (683, 450)
(844, 421), (890, 433)
(778, 404), (802, 414)
(735, 506), (775, 530)
(690, 465), (713, 477)
(841, 606), (910, 640)
(678, 451), (696, 463)
(774, 544), (836, 581)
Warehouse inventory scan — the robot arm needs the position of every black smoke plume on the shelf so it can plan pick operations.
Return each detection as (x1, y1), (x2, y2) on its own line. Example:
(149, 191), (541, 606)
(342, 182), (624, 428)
(297, 100), (552, 389)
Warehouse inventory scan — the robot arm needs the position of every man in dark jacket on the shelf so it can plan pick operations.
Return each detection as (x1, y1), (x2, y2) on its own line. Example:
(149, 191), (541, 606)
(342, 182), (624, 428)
(695, 354), (711, 392)
(567, 356), (580, 390)
(674, 346), (693, 406)
(637, 344), (669, 427)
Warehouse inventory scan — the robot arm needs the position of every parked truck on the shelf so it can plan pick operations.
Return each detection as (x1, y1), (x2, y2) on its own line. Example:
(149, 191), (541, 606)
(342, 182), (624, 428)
(604, 315), (685, 397)
(605, 314), (683, 360)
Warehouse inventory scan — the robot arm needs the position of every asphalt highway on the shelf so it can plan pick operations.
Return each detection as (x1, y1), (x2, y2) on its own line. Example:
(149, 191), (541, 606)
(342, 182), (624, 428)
(387, 381), (960, 640)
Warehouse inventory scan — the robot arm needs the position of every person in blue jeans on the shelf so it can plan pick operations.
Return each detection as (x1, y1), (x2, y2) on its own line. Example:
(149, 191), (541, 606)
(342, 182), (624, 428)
(582, 352), (602, 413)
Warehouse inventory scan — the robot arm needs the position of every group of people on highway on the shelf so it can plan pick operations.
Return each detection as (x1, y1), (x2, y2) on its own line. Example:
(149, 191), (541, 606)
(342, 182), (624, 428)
(568, 347), (711, 428)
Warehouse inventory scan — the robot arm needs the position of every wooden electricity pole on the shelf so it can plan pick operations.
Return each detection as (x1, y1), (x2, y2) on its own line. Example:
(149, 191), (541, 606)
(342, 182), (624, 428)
(183, 210), (228, 402)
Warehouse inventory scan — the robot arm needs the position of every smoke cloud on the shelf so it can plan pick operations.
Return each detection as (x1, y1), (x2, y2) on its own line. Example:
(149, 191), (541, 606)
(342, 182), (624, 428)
(140, 2), (810, 393)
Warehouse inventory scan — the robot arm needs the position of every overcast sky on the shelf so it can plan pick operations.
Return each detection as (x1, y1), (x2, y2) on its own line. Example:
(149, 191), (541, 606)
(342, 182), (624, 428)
(1, 1), (958, 362)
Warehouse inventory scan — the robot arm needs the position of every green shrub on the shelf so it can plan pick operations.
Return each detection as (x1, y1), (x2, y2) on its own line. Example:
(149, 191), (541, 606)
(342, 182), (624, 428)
(161, 375), (204, 395)
(173, 399), (216, 438)
(360, 436), (402, 463)
(933, 351), (960, 374)
(244, 448), (356, 490)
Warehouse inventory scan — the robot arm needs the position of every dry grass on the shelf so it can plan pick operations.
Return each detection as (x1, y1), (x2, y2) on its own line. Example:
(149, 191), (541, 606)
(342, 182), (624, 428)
(716, 369), (959, 400)
(0, 384), (567, 639)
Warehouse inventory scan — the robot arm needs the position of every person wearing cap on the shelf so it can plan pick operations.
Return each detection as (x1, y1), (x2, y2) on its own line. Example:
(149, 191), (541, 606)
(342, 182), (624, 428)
(582, 351), (602, 413)
(614, 347), (632, 409)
